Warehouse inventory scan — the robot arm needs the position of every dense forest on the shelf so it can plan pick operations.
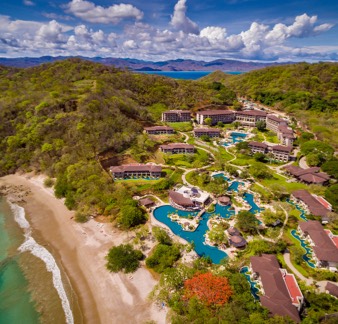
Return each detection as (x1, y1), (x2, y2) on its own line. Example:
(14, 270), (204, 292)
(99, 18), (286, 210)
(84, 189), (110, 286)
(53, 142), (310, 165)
(0, 58), (236, 220)
(203, 62), (338, 148)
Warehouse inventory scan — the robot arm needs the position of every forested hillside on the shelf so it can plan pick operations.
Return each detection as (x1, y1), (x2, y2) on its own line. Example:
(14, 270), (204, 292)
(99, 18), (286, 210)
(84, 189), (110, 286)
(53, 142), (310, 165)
(0, 58), (236, 219)
(204, 63), (338, 147)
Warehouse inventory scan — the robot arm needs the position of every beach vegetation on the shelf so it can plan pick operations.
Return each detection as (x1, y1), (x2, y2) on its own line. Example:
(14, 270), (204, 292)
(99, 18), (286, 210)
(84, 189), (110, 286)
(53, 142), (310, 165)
(117, 204), (146, 229)
(43, 177), (54, 188)
(146, 243), (181, 273)
(152, 226), (172, 245)
(106, 244), (143, 273)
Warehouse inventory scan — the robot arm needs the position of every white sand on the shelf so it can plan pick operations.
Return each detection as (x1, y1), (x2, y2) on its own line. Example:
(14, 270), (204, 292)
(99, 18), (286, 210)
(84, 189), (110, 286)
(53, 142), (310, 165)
(0, 174), (167, 324)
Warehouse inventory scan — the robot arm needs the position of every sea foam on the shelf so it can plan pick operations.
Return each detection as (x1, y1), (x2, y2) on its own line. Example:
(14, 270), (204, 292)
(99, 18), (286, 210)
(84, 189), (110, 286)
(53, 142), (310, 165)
(10, 202), (74, 324)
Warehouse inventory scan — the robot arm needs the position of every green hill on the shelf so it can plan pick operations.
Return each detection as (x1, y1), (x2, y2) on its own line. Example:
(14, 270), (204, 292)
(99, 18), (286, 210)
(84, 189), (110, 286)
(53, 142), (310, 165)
(0, 58), (236, 219)
(209, 62), (338, 147)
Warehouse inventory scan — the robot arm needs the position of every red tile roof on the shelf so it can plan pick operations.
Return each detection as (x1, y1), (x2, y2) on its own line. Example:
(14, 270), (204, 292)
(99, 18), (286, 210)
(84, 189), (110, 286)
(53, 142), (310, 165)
(326, 282), (338, 298)
(292, 190), (330, 218)
(194, 128), (221, 133)
(236, 110), (267, 116)
(163, 110), (190, 114)
(299, 221), (338, 262)
(160, 143), (195, 150)
(249, 141), (268, 148)
(267, 114), (285, 123)
(285, 274), (303, 305)
(250, 254), (301, 323)
(271, 145), (292, 153)
(197, 110), (234, 116)
(110, 163), (162, 173)
(169, 190), (194, 207)
(299, 174), (327, 184)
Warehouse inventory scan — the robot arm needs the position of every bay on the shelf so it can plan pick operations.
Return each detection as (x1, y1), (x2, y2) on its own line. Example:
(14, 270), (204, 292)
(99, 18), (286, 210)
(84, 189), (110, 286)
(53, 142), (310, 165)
(136, 70), (244, 80)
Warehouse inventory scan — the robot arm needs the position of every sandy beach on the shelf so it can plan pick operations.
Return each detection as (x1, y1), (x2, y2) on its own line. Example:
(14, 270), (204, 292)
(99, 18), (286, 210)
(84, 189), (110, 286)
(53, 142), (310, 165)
(0, 174), (167, 324)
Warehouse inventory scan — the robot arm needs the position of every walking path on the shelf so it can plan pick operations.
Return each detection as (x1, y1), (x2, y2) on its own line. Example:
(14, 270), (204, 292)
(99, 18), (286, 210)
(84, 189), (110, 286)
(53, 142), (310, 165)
(299, 156), (310, 169)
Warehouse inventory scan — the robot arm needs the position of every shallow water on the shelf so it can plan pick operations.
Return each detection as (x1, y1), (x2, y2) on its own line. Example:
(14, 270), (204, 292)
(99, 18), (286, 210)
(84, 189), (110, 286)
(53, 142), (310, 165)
(0, 197), (82, 324)
(0, 197), (40, 324)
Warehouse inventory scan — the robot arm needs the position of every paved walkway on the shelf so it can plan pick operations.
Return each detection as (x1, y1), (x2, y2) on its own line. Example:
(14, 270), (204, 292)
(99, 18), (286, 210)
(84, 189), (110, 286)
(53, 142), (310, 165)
(283, 252), (313, 285)
(299, 156), (310, 169)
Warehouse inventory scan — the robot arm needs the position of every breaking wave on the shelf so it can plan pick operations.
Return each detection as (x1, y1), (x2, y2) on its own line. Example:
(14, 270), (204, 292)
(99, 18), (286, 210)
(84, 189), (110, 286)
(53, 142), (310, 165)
(10, 202), (74, 324)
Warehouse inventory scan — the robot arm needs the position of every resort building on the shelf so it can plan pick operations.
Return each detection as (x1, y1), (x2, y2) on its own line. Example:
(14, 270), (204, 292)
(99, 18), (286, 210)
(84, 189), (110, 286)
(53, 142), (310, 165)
(144, 126), (174, 135)
(298, 221), (338, 270)
(193, 128), (221, 138)
(325, 282), (338, 298)
(110, 163), (162, 179)
(235, 110), (267, 126)
(270, 145), (292, 162)
(196, 110), (235, 125)
(266, 114), (287, 133)
(169, 186), (210, 210)
(248, 141), (268, 154)
(227, 227), (247, 248)
(160, 143), (195, 154)
(278, 125), (295, 147)
(169, 190), (195, 210)
(250, 254), (303, 323)
(291, 190), (331, 223)
(248, 142), (292, 162)
(161, 110), (191, 122)
(139, 197), (156, 209)
(284, 166), (330, 185)
(218, 196), (231, 206)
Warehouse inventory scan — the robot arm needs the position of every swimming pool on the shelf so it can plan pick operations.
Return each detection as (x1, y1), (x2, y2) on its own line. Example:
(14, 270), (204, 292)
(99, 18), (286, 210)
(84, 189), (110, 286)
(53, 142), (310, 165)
(221, 132), (247, 146)
(153, 204), (235, 264)
(243, 193), (262, 214)
(290, 229), (316, 268)
(228, 181), (245, 192)
(212, 173), (230, 182)
(286, 199), (308, 221)
(240, 266), (260, 300)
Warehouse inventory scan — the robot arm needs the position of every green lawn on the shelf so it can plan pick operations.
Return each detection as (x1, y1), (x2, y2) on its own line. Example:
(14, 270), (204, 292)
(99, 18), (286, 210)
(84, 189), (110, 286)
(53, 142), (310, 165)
(284, 229), (311, 277)
(217, 147), (234, 162)
(163, 149), (209, 168)
(260, 173), (308, 193)
(167, 122), (193, 132)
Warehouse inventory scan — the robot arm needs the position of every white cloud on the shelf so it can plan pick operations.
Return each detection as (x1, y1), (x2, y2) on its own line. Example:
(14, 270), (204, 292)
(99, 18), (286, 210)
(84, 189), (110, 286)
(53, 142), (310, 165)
(66, 0), (143, 24)
(123, 39), (138, 49)
(0, 10), (335, 62)
(200, 27), (227, 42)
(23, 0), (35, 6)
(170, 0), (199, 34)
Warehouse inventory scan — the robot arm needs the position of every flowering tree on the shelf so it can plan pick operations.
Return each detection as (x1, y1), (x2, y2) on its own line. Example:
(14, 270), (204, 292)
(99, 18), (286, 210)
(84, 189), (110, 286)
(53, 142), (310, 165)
(184, 272), (233, 306)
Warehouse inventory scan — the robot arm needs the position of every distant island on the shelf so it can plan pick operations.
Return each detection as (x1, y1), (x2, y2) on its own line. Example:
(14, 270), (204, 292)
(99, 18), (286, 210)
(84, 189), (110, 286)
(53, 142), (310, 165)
(0, 56), (288, 71)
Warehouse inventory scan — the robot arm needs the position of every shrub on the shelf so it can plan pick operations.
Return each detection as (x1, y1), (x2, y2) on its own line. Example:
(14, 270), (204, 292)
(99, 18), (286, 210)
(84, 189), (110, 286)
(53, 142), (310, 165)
(43, 177), (55, 188)
(106, 244), (143, 273)
(146, 244), (180, 273)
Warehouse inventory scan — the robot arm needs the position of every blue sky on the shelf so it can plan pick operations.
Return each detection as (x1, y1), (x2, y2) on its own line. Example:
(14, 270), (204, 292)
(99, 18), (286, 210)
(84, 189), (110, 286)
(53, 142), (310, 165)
(0, 0), (337, 61)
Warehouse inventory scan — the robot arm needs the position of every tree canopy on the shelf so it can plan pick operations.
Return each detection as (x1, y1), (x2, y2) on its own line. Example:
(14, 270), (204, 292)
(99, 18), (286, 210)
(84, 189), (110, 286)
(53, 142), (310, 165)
(106, 244), (143, 273)
(236, 210), (259, 234)
(184, 272), (233, 307)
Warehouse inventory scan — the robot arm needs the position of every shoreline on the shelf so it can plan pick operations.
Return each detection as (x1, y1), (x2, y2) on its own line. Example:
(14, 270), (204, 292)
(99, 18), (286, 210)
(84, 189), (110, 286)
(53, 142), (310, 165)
(0, 174), (166, 324)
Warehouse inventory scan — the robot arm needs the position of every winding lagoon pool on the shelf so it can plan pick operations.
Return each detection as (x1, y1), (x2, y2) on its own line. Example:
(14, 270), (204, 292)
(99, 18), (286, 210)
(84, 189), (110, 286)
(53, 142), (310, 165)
(287, 199), (308, 221)
(240, 266), (260, 300)
(291, 229), (316, 268)
(153, 204), (235, 263)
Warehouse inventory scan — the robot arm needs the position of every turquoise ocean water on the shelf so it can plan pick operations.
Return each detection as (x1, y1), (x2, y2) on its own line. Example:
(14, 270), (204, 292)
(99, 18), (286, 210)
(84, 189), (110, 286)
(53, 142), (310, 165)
(137, 70), (244, 80)
(0, 197), (80, 324)
(0, 197), (40, 324)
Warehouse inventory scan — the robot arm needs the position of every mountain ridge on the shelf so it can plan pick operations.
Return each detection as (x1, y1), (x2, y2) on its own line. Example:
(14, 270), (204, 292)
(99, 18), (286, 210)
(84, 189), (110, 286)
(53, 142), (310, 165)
(0, 56), (290, 71)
